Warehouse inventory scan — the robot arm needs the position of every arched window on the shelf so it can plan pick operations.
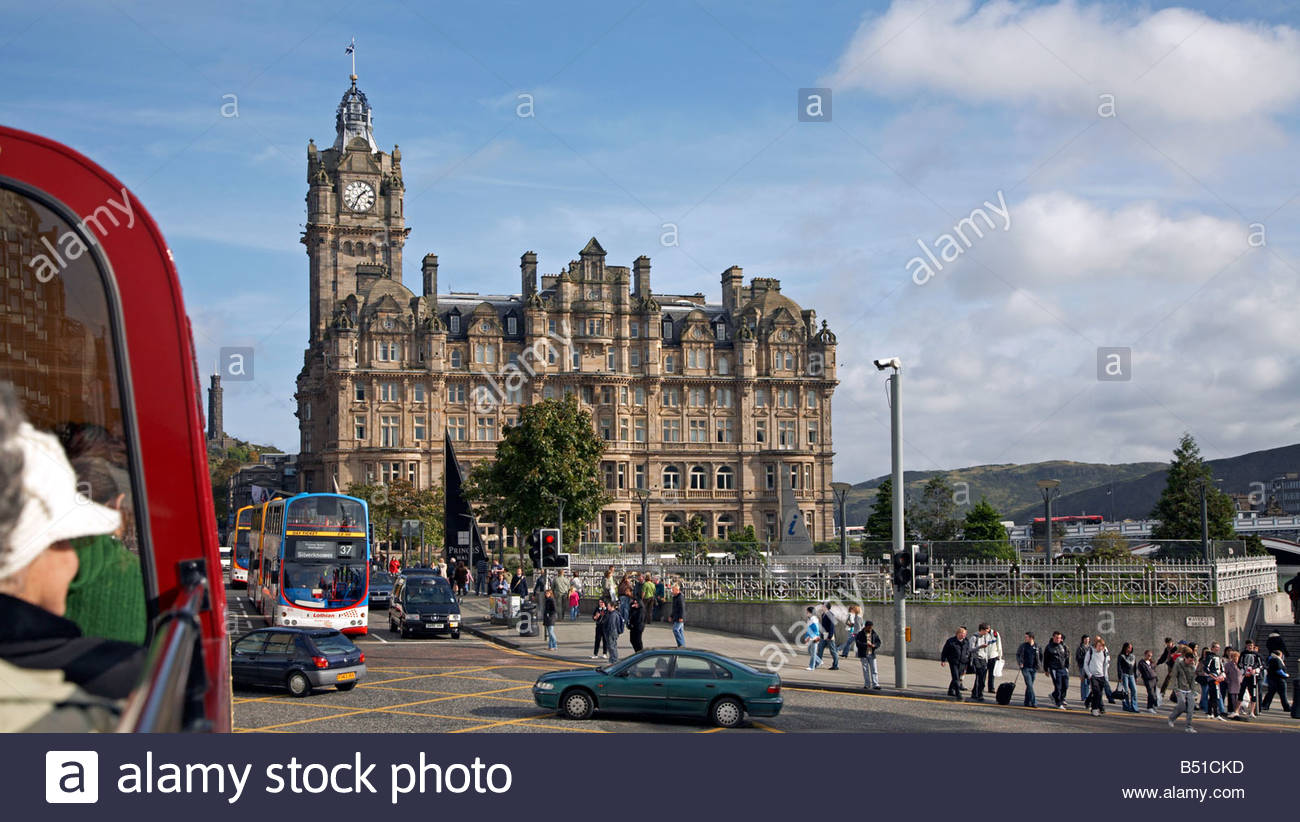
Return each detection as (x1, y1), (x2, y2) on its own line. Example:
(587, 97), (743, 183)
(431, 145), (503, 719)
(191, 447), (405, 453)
(716, 514), (734, 540)
(662, 465), (681, 490)
(662, 513), (681, 540)
(716, 466), (735, 490)
(689, 465), (708, 490)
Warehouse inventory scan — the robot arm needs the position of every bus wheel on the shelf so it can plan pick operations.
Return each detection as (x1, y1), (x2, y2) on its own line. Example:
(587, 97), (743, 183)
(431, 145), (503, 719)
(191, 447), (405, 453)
(287, 671), (312, 698)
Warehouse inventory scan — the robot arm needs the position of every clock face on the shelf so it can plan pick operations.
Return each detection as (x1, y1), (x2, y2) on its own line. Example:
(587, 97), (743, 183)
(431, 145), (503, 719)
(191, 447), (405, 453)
(343, 180), (375, 212)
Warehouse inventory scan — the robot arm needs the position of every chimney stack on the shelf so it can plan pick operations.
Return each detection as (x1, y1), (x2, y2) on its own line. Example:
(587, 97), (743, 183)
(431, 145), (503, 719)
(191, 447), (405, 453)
(521, 251), (538, 296)
(421, 254), (439, 306)
(721, 266), (743, 312)
(633, 255), (652, 299)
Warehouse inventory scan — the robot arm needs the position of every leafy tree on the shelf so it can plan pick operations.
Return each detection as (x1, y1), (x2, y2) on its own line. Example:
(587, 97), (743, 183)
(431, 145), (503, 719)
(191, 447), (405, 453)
(1150, 433), (1234, 559)
(865, 478), (908, 541)
(1233, 534), (1270, 558)
(911, 476), (959, 540)
(960, 499), (1017, 560)
(725, 525), (765, 562)
(1088, 530), (1136, 562)
(672, 515), (708, 543)
(345, 479), (445, 554)
(463, 396), (609, 548)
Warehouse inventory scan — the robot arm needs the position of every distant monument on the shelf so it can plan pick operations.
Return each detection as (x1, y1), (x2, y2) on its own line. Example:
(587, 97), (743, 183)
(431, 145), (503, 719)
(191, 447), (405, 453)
(206, 373), (232, 450)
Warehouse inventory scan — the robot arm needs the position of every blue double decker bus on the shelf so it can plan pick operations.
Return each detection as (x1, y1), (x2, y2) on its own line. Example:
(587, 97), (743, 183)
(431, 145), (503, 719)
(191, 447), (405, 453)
(253, 493), (371, 635)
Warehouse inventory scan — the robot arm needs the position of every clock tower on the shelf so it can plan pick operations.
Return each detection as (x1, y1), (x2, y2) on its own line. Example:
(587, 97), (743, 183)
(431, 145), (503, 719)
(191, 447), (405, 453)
(302, 72), (408, 345)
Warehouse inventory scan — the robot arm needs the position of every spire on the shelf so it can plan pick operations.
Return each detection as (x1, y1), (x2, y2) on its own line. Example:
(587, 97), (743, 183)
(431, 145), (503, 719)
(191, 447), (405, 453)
(334, 40), (377, 152)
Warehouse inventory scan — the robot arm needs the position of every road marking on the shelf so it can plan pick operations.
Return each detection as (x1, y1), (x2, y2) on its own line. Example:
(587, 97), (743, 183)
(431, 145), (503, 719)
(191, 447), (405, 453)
(751, 721), (784, 733)
(237, 684), (536, 732)
(695, 726), (726, 734)
(449, 712), (557, 733)
(357, 684), (535, 702)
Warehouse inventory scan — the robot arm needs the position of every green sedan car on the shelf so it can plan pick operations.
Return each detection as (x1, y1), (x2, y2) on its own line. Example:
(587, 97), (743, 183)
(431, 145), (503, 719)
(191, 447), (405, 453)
(532, 648), (782, 728)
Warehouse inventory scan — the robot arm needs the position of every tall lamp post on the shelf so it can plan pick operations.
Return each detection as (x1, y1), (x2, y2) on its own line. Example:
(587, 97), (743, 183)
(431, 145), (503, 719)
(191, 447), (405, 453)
(873, 356), (905, 689)
(1036, 479), (1061, 556)
(634, 488), (651, 566)
(831, 482), (852, 564)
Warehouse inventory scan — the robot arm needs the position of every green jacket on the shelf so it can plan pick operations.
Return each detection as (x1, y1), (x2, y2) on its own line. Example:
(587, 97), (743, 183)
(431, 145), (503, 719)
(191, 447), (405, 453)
(641, 581), (656, 600)
(1172, 659), (1198, 692)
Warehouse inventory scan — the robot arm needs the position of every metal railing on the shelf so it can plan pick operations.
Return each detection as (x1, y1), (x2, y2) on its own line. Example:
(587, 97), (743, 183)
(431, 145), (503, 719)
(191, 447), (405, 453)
(565, 554), (1278, 606)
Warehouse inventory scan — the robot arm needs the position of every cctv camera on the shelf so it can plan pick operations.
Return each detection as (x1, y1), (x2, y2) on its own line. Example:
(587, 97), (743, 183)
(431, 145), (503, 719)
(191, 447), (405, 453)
(873, 357), (901, 371)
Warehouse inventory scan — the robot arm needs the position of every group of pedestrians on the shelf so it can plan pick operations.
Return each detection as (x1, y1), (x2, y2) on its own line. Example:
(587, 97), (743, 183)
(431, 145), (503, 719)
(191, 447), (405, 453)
(802, 603), (882, 689)
(529, 567), (686, 662)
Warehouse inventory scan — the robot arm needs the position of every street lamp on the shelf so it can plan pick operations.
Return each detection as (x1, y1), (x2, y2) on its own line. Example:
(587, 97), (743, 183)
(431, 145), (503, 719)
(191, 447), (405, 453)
(634, 487), (651, 566)
(1036, 479), (1061, 556)
(830, 482), (852, 564)
(873, 356), (905, 689)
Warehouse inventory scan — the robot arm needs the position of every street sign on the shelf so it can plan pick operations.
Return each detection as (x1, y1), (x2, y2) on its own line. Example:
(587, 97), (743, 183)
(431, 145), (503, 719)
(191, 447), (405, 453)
(401, 519), (421, 538)
(1185, 616), (1215, 627)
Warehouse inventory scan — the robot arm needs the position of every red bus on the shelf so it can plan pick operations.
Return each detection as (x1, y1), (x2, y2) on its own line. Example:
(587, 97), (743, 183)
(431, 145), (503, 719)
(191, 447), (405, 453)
(0, 125), (231, 732)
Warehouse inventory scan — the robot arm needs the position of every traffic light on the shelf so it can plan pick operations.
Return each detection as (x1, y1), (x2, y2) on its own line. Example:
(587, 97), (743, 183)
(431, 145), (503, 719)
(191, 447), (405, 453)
(539, 528), (567, 568)
(891, 550), (912, 589)
(526, 530), (541, 568)
(911, 544), (932, 594)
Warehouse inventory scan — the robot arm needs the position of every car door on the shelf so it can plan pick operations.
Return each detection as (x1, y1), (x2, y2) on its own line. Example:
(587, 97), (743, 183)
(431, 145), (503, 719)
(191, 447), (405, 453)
(665, 654), (723, 715)
(258, 632), (296, 686)
(230, 632), (268, 685)
(600, 654), (672, 712)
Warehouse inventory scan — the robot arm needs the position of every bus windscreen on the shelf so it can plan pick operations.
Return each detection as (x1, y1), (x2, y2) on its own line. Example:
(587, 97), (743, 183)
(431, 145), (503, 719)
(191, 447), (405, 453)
(287, 496), (365, 530)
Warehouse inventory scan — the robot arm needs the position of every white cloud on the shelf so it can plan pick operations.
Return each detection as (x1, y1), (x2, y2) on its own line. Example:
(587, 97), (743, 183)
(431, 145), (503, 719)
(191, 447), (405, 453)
(828, 1), (1300, 125)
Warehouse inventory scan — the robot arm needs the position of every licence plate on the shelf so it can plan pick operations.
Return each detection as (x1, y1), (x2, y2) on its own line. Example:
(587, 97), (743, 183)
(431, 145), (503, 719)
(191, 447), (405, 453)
(426, 622), (443, 628)
(336, 671), (356, 681)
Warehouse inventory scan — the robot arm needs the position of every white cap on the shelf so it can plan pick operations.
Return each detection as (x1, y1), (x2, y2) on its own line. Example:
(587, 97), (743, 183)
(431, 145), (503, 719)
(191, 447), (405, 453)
(0, 422), (122, 579)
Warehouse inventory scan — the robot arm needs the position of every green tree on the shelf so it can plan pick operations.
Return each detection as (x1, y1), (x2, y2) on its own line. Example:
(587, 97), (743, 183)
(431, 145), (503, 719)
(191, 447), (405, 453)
(672, 515), (708, 543)
(1088, 530), (1136, 562)
(865, 478), (908, 541)
(1150, 433), (1234, 559)
(725, 525), (764, 563)
(911, 476), (959, 540)
(346, 479), (446, 556)
(960, 498), (1017, 560)
(464, 396), (609, 548)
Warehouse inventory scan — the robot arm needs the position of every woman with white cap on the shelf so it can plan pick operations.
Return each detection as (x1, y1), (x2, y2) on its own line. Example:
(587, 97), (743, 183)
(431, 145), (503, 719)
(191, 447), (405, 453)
(0, 385), (143, 704)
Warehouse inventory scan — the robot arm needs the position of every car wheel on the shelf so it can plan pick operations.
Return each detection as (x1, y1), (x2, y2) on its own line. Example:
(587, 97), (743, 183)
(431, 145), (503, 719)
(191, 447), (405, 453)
(710, 697), (744, 728)
(287, 671), (312, 698)
(560, 689), (594, 720)
(336, 682), (357, 692)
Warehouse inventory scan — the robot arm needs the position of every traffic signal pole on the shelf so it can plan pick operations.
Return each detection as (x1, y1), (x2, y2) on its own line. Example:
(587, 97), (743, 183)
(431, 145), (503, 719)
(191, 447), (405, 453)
(888, 368), (907, 690)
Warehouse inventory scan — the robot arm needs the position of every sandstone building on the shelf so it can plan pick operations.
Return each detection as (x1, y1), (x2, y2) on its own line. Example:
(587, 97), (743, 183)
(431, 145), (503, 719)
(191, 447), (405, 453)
(295, 74), (839, 547)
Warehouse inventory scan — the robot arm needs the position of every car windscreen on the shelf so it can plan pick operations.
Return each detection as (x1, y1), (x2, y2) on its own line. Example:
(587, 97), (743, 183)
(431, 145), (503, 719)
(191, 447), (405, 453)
(310, 632), (357, 655)
(370, 573), (392, 585)
(405, 581), (454, 605)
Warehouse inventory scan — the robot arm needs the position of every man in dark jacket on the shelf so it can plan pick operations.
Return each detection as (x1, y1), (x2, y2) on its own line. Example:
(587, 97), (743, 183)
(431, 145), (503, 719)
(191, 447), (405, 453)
(670, 583), (686, 646)
(817, 603), (839, 670)
(1017, 632), (1040, 707)
(941, 626), (970, 698)
(1138, 649), (1160, 712)
(855, 620), (882, 690)
(627, 596), (645, 653)
(542, 590), (557, 650)
(1156, 637), (1177, 700)
(1043, 631), (1071, 708)
(602, 604), (624, 664)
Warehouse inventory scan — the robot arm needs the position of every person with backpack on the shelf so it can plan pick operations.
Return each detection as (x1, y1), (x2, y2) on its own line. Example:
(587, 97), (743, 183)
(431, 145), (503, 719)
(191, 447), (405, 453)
(602, 600), (625, 664)
(1043, 631), (1071, 709)
(1261, 648), (1291, 713)
(1083, 637), (1111, 716)
(803, 606), (822, 671)
(855, 620), (882, 690)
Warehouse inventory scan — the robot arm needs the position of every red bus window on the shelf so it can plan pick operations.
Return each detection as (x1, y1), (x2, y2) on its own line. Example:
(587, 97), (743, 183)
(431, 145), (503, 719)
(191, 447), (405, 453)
(0, 183), (149, 646)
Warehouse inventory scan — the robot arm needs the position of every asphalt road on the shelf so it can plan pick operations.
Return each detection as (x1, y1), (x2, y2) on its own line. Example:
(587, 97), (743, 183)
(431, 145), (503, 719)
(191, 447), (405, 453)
(225, 588), (1300, 735)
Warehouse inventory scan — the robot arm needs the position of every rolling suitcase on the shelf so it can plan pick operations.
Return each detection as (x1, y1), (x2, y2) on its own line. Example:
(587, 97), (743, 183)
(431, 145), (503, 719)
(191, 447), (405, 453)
(996, 681), (1016, 705)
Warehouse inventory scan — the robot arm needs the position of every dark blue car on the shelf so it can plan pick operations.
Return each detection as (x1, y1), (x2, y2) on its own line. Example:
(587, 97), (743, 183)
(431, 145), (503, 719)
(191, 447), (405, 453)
(368, 571), (395, 608)
(231, 627), (366, 697)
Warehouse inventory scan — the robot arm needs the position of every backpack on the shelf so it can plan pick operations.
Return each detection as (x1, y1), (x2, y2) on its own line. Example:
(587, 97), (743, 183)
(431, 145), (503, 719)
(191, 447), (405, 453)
(609, 610), (625, 635)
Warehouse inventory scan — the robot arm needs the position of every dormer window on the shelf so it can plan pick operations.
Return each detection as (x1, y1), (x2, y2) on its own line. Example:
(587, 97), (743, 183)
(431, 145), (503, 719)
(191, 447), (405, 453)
(506, 315), (518, 335)
(715, 322), (727, 341)
(662, 318), (673, 339)
(448, 312), (461, 334)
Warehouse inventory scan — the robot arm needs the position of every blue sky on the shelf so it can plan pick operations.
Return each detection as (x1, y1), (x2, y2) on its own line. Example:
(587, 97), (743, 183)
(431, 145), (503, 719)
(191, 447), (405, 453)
(6, 0), (1300, 483)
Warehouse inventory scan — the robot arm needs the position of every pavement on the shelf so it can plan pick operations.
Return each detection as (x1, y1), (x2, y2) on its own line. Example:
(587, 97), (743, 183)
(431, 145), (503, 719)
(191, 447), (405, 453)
(461, 595), (1016, 702)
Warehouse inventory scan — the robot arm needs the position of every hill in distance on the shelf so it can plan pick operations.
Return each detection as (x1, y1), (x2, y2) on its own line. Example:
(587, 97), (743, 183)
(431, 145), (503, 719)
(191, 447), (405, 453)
(843, 443), (1300, 527)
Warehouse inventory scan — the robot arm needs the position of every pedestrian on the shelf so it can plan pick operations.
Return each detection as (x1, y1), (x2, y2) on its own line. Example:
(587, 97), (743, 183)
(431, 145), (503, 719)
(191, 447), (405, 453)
(553, 569), (570, 616)
(388, 555), (401, 575)
(1157, 637), (1177, 701)
(1286, 572), (1300, 625)
(453, 560), (469, 597)
(1016, 632), (1040, 707)
(817, 603), (839, 670)
(510, 569), (528, 599)
(617, 573), (633, 622)
(803, 607), (822, 670)
(627, 596), (645, 653)
(670, 583), (686, 646)
(1203, 642), (1227, 720)
(1239, 640), (1264, 716)
(1083, 637), (1111, 716)
(982, 623), (1005, 695)
(941, 626), (970, 698)
(1261, 648), (1291, 712)
(1075, 634), (1091, 702)
(567, 586), (580, 621)
(1138, 649), (1160, 713)
(1224, 648), (1243, 718)
(1117, 642), (1139, 713)
(602, 601), (624, 664)
(969, 623), (996, 702)
(542, 590), (557, 650)
(1265, 630), (1289, 659)
(1167, 648), (1199, 732)
(640, 573), (656, 621)
(652, 574), (665, 622)
(839, 604), (862, 658)
(591, 599), (607, 658)
(602, 567), (616, 607)
(855, 620), (882, 689)
(1043, 631), (1071, 709)
(474, 553), (489, 596)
